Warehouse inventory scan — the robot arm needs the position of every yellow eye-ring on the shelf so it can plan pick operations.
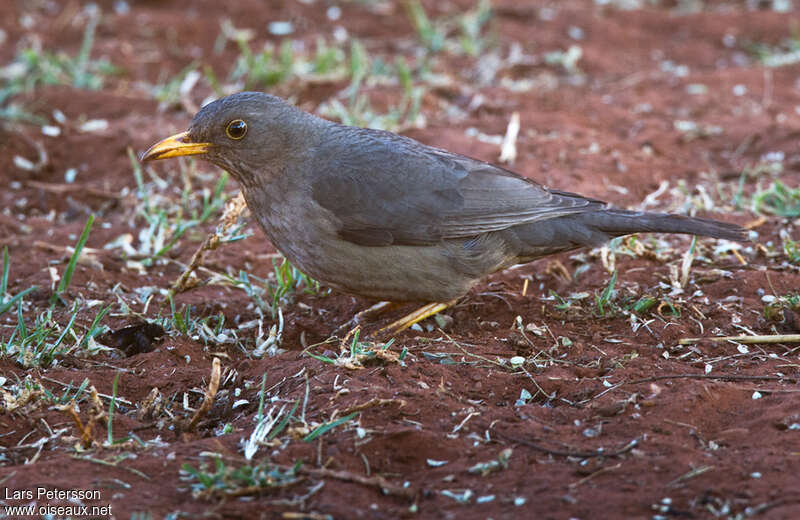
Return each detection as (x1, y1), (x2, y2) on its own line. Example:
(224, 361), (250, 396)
(226, 119), (247, 140)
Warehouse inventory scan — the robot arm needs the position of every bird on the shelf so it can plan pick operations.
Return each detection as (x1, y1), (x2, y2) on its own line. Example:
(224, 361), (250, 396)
(142, 92), (746, 334)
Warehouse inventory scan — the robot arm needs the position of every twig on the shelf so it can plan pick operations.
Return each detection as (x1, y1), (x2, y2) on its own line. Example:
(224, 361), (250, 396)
(42, 376), (133, 405)
(58, 388), (104, 449)
(171, 193), (246, 295)
(732, 386), (800, 393)
(71, 454), (151, 480)
(186, 357), (221, 432)
(282, 512), (331, 520)
(742, 498), (800, 517)
(170, 233), (218, 294)
(340, 397), (405, 416)
(519, 365), (557, 402)
(667, 465), (713, 487)
(575, 384), (625, 406)
(440, 330), (506, 368)
(202, 479), (301, 499)
(626, 374), (794, 385)
(679, 334), (800, 345)
(0, 471), (16, 486)
(569, 462), (622, 489)
(498, 432), (640, 459)
(33, 241), (101, 255)
(27, 180), (121, 199)
(452, 411), (480, 435)
(298, 467), (415, 499)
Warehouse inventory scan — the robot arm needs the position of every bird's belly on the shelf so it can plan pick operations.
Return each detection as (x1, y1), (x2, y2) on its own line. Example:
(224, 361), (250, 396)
(247, 190), (509, 302)
(299, 238), (476, 302)
(254, 218), (466, 302)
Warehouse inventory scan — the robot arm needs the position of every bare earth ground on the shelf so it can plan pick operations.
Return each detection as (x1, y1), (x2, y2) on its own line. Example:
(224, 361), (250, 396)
(1, 1), (800, 519)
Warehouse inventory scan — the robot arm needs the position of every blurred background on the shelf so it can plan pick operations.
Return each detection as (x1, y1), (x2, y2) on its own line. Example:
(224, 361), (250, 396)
(1, 1), (799, 518)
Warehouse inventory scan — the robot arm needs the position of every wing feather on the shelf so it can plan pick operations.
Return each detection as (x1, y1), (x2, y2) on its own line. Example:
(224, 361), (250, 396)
(309, 126), (605, 246)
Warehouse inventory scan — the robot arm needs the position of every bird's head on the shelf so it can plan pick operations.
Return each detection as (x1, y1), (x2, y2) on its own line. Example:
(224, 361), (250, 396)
(142, 92), (314, 184)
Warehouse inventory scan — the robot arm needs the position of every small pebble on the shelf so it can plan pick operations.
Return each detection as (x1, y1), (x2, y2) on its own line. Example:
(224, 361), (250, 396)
(42, 125), (61, 136)
(268, 21), (293, 35)
(327, 5), (342, 20)
(13, 156), (35, 170)
(79, 119), (109, 133)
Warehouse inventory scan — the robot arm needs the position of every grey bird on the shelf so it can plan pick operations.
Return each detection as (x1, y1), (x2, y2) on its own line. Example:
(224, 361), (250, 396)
(143, 92), (746, 333)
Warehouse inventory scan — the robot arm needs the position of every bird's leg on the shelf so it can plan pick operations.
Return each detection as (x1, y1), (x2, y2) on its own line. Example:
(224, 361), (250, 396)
(378, 299), (458, 336)
(333, 301), (400, 337)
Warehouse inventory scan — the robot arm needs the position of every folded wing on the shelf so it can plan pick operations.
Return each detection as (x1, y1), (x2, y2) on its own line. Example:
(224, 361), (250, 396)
(310, 126), (604, 246)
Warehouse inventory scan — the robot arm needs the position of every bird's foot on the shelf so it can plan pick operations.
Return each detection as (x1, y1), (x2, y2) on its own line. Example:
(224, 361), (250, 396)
(332, 301), (398, 337)
(377, 299), (457, 337)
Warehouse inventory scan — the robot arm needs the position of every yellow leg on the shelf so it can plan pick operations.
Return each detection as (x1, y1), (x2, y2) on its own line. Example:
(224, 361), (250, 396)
(378, 299), (458, 336)
(333, 301), (399, 336)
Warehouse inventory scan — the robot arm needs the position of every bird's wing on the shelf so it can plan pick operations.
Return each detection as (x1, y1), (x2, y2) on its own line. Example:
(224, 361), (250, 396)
(309, 126), (605, 246)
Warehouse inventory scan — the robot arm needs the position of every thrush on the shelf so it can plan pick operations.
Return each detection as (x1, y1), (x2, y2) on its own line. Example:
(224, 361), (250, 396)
(143, 92), (746, 334)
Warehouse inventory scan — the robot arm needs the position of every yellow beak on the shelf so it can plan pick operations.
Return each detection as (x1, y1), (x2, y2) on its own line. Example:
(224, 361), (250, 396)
(141, 131), (211, 162)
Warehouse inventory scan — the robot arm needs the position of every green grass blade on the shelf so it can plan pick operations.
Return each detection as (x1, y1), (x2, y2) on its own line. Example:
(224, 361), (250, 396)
(52, 214), (95, 305)
(256, 373), (267, 422)
(303, 411), (360, 442)
(42, 307), (79, 364)
(1, 246), (8, 296)
(74, 12), (99, 88)
(108, 371), (121, 445)
(16, 299), (27, 339)
(305, 351), (337, 364)
(78, 303), (112, 349)
(0, 246), (38, 316)
(0, 286), (37, 316)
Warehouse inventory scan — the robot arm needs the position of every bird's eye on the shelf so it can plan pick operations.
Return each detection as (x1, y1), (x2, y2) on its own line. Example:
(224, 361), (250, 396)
(225, 119), (247, 140)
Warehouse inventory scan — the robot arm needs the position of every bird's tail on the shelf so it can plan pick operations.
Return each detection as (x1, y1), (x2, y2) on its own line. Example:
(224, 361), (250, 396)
(582, 209), (747, 242)
(510, 209), (747, 260)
